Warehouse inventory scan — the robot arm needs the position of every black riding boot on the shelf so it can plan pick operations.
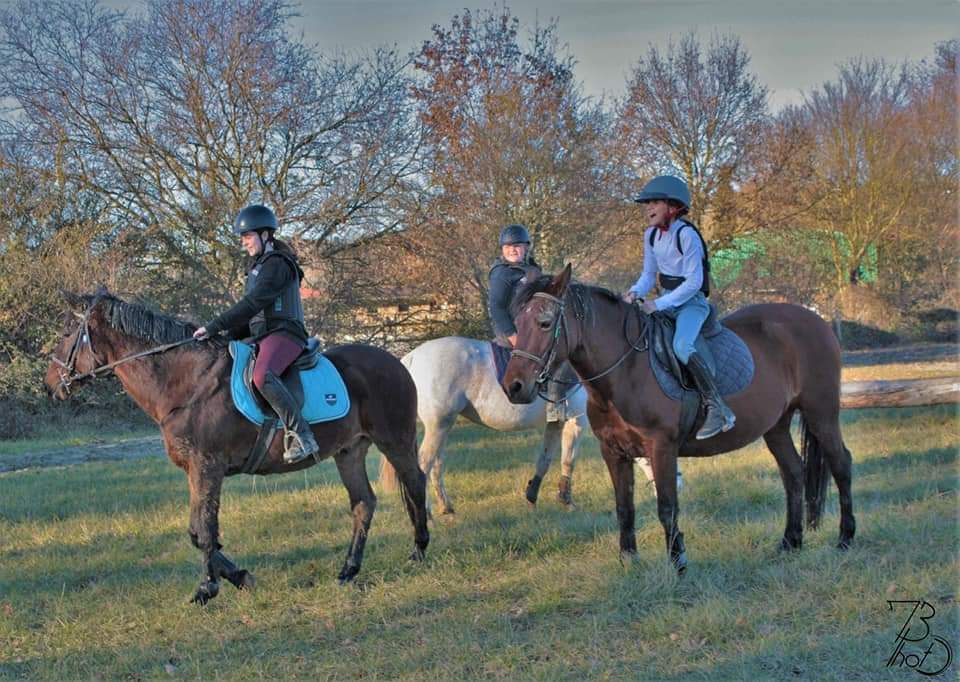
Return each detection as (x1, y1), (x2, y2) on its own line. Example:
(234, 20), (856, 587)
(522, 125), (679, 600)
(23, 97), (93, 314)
(685, 352), (736, 440)
(259, 372), (320, 464)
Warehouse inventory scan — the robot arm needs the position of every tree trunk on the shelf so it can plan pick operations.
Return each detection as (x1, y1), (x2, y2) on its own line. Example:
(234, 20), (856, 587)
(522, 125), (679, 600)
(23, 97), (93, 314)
(840, 377), (959, 409)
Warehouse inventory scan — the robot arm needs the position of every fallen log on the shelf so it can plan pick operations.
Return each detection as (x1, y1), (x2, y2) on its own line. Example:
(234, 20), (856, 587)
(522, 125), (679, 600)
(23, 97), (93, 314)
(840, 376), (960, 409)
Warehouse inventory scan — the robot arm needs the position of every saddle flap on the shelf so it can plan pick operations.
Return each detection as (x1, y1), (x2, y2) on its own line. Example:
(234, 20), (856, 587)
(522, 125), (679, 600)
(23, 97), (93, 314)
(701, 304), (722, 338)
(647, 317), (754, 403)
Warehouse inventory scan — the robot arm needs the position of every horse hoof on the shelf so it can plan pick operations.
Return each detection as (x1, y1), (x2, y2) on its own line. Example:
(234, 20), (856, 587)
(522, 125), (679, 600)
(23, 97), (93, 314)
(837, 539), (852, 551)
(409, 547), (426, 562)
(190, 580), (219, 605)
(673, 552), (688, 574)
(778, 537), (802, 552)
(337, 565), (360, 585)
(619, 550), (638, 566)
(525, 476), (543, 505)
(237, 570), (256, 590)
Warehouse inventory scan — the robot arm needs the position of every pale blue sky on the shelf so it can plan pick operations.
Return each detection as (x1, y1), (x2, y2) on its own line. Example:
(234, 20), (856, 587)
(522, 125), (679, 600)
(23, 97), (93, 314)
(284, 0), (957, 109)
(92, 0), (958, 109)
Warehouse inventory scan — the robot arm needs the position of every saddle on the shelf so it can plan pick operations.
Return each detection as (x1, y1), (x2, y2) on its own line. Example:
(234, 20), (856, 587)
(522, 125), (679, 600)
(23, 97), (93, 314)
(228, 339), (350, 426)
(647, 305), (754, 443)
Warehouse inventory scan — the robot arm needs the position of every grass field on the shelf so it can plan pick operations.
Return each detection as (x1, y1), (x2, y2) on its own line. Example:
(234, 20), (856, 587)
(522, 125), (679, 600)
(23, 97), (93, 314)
(1, 403), (956, 680)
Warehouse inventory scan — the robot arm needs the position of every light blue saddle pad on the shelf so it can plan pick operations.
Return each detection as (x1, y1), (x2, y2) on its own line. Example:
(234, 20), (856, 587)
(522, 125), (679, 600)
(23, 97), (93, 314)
(229, 341), (350, 426)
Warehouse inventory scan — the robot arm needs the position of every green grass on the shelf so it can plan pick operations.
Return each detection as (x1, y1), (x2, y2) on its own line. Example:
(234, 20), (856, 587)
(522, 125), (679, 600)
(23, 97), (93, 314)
(0, 406), (956, 680)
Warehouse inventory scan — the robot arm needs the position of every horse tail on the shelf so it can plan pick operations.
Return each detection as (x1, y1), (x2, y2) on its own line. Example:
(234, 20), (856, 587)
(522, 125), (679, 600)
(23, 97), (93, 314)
(379, 455), (399, 492)
(379, 351), (416, 493)
(800, 416), (830, 530)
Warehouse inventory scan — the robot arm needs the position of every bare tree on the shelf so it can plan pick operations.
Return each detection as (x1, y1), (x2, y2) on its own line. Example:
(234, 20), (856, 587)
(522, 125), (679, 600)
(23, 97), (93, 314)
(618, 32), (769, 245)
(790, 57), (917, 320)
(408, 7), (634, 325)
(0, 0), (425, 319)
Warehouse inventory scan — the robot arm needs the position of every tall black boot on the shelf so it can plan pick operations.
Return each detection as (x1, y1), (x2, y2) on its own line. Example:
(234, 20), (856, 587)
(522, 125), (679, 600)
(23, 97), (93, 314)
(259, 372), (320, 464)
(685, 352), (736, 440)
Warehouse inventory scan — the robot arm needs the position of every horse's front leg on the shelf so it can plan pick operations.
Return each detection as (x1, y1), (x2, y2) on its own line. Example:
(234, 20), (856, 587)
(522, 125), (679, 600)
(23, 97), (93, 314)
(600, 440), (637, 560)
(648, 438), (686, 573)
(186, 456), (228, 605)
(526, 420), (562, 505)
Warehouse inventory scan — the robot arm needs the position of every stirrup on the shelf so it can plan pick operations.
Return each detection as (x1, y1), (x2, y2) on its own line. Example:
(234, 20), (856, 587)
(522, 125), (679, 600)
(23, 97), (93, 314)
(283, 430), (319, 464)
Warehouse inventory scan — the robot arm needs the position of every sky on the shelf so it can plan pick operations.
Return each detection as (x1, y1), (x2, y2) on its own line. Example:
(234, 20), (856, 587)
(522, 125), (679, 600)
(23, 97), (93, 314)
(61, 0), (960, 110)
(282, 0), (956, 110)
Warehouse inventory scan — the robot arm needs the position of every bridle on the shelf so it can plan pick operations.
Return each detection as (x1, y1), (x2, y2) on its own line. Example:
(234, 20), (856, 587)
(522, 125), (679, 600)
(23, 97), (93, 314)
(510, 289), (649, 391)
(50, 300), (195, 395)
(510, 292), (570, 387)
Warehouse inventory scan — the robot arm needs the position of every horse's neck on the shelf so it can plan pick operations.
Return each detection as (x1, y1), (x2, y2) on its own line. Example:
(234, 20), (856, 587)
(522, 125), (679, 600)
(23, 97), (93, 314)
(103, 329), (207, 424)
(570, 299), (648, 399)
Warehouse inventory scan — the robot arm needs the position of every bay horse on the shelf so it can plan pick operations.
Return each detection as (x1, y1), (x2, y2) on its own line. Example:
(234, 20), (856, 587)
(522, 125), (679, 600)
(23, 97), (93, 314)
(503, 265), (855, 571)
(44, 290), (429, 604)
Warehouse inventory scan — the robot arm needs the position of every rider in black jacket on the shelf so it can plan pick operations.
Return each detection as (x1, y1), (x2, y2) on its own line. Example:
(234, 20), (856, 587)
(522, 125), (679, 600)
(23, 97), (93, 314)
(193, 204), (319, 464)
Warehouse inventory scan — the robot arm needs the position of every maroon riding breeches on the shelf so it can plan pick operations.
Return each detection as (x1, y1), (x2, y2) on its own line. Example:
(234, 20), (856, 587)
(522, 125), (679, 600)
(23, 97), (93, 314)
(252, 333), (304, 392)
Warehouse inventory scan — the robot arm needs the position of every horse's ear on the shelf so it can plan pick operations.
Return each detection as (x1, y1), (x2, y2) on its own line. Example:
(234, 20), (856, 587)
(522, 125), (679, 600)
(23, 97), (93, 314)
(520, 264), (541, 283)
(60, 290), (84, 309)
(546, 263), (572, 297)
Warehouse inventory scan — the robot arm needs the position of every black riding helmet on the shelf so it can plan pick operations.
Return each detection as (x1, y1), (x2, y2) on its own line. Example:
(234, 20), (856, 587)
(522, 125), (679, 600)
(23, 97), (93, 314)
(499, 223), (531, 246)
(233, 204), (278, 235)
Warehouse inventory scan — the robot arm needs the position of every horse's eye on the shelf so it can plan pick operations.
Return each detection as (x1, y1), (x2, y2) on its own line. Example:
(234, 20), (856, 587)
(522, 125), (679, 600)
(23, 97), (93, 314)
(537, 313), (554, 330)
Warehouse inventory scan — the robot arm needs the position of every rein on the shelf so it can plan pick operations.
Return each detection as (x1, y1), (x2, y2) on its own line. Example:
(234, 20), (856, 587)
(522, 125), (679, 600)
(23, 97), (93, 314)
(51, 305), (196, 394)
(511, 290), (649, 391)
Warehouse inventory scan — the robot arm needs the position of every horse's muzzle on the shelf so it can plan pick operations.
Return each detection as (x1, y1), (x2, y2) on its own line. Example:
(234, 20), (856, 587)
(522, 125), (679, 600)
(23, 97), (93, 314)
(504, 376), (536, 404)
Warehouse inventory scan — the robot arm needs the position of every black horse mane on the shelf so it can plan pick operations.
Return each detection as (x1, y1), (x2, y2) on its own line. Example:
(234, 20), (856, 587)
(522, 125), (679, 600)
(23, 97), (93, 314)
(85, 291), (199, 345)
(511, 274), (622, 321)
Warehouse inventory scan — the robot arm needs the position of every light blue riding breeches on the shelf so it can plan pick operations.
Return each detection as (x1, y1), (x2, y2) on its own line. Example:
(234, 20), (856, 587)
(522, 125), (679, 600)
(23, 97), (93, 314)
(660, 292), (710, 364)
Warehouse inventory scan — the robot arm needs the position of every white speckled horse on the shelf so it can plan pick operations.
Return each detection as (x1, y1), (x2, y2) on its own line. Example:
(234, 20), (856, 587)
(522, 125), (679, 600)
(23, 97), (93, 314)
(380, 336), (680, 513)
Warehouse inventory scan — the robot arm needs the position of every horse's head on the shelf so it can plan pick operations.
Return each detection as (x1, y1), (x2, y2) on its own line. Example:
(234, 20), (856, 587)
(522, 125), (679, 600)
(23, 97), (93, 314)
(503, 263), (575, 404)
(44, 289), (112, 400)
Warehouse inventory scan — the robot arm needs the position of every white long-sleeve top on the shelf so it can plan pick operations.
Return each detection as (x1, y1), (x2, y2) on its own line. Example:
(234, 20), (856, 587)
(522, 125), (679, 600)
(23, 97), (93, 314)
(628, 219), (705, 311)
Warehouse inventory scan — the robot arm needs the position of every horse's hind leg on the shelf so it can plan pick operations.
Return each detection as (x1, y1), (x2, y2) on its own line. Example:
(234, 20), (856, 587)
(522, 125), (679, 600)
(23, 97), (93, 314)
(801, 406), (856, 550)
(556, 415), (585, 507)
(380, 440), (430, 561)
(333, 437), (377, 584)
(763, 410), (804, 551)
(419, 416), (456, 515)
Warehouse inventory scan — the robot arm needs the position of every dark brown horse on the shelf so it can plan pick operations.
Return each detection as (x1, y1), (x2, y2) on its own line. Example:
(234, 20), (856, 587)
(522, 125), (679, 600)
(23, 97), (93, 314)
(503, 266), (855, 571)
(44, 290), (429, 604)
